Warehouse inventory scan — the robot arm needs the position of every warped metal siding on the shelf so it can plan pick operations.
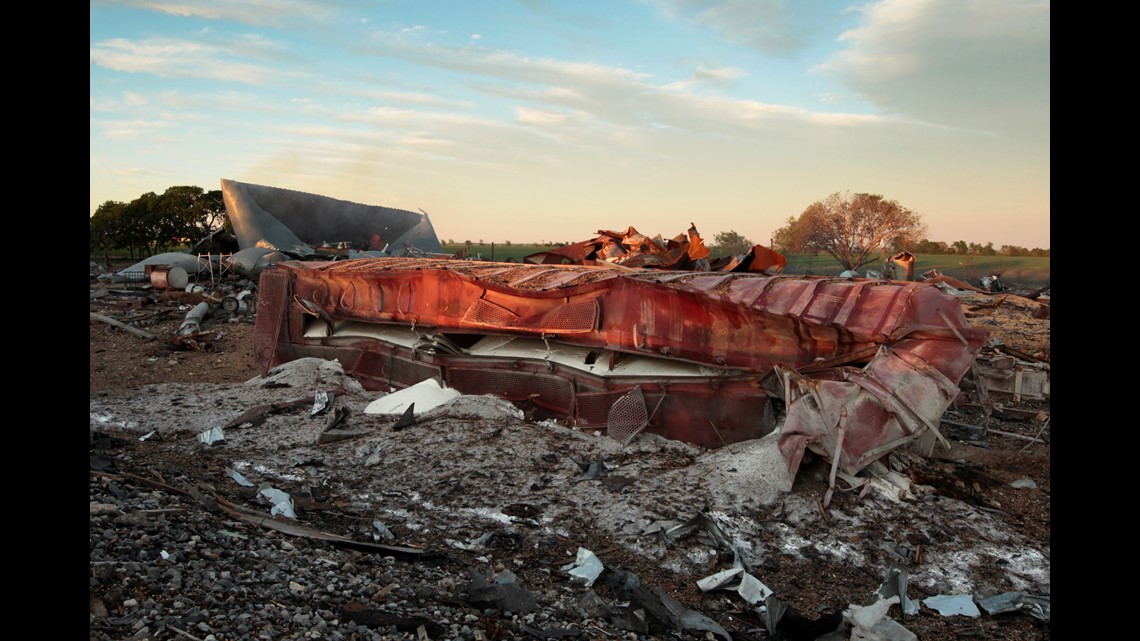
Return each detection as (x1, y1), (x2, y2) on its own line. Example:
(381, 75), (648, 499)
(254, 257), (986, 477)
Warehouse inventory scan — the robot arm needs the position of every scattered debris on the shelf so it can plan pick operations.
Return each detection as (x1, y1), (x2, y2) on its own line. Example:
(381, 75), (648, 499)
(561, 547), (604, 587)
(922, 594), (981, 618)
(844, 595), (916, 641)
(973, 353), (1049, 401)
(364, 378), (461, 415)
(337, 603), (444, 637)
(90, 313), (158, 341)
(310, 390), (333, 415)
(215, 497), (428, 559)
(464, 568), (538, 614)
(979, 274), (1007, 293)
(523, 223), (785, 275)
(975, 592), (1050, 622)
(391, 404), (417, 430)
(196, 426), (224, 445)
(257, 486), (297, 519)
(371, 520), (395, 541)
(226, 467), (255, 487)
(871, 565), (920, 617)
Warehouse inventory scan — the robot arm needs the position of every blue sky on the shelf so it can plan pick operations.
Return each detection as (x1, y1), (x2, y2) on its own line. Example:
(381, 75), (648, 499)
(90, 0), (1050, 249)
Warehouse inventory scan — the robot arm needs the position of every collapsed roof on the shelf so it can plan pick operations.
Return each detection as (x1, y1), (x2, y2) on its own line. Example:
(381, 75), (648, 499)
(220, 178), (443, 257)
(253, 257), (988, 484)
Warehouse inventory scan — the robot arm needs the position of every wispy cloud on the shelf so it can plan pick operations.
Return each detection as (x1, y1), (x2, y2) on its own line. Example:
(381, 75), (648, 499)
(95, 117), (174, 141)
(90, 36), (297, 84)
(93, 0), (340, 27)
(640, 0), (836, 55)
(364, 35), (879, 136)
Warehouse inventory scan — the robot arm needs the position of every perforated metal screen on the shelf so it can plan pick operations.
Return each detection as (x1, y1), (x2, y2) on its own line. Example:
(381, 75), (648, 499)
(607, 386), (649, 446)
(462, 299), (520, 325)
(575, 391), (627, 426)
(536, 299), (599, 332)
(354, 350), (441, 390)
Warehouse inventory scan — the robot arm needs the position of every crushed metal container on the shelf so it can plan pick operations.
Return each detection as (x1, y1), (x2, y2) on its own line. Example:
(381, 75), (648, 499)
(253, 257), (987, 482)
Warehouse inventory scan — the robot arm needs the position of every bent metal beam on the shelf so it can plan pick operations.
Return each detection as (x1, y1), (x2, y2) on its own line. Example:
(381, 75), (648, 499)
(253, 258), (987, 483)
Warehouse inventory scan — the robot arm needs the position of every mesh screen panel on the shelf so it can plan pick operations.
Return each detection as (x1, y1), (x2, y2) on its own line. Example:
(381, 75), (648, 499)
(607, 387), (649, 446)
(462, 299), (520, 326)
(389, 358), (442, 389)
(536, 298), (599, 332)
(575, 391), (627, 426)
(353, 350), (440, 389)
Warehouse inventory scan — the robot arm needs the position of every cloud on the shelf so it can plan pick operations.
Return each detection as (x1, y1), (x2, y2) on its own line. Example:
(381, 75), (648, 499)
(640, 0), (838, 55)
(95, 117), (175, 141)
(90, 36), (296, 85)
(663, 64), (747, 90)
(361, 34), (882, 138)
(515, 107), (570, 126)
(817, 0), (1049, 136)
(93, 0), (340, 27)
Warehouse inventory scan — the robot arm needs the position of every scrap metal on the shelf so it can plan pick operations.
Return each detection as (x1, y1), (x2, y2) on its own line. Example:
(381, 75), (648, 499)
(253, 256), (987, 483)
(524, 224), (786, 275)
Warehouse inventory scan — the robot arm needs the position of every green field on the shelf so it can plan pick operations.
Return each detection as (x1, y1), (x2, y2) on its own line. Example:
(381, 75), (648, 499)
(443, 243), (1050, 291)
(782, 253), (1050, 290)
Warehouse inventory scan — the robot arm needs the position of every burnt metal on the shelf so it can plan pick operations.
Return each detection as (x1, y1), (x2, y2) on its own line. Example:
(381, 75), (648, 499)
(886, 251), (916, 281)
(253, 257), (986, 481)
(524, 224), (783, 275)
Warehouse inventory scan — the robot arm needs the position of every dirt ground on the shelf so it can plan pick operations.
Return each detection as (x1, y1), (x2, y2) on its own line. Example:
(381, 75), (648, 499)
(89, 264), (1051, 641)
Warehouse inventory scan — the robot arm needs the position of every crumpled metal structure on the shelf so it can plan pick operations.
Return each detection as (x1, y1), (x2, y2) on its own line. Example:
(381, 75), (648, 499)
(524, 224), (787, 275)
(220, 178), (443, 258)
(253, 257), (986, 482)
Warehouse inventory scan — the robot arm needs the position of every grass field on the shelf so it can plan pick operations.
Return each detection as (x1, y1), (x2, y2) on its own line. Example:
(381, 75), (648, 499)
(782, 253), (1050, 290)
(98, 243), (1048, 293)
(443, 243), (1050, 291)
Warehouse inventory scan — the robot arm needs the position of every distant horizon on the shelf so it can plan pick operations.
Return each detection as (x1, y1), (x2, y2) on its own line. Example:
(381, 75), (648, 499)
(92, 1), (1049, 249)
(95, 178), (1051, 250)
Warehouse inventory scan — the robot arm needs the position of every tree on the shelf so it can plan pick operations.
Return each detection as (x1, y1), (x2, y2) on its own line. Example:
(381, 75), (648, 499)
(771, 215), (813, 254)
(914, 238), (949, 254)
(90, 200), (126, 258)
(707, 230), (754, 257)
(773, 192), (927, 271)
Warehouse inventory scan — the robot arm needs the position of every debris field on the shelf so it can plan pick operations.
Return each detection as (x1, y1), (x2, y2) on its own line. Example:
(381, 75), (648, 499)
(90, 261), (1050, 641)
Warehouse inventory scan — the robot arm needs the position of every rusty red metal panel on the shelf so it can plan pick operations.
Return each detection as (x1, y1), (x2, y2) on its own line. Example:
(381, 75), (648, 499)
(255, 257), (987, 481)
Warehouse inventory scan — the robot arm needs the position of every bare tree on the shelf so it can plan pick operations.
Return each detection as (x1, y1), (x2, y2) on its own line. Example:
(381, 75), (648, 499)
(777, 191), (927, 271)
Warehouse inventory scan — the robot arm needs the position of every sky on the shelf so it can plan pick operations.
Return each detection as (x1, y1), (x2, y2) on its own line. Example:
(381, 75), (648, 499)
(90, 0), (1050, 250)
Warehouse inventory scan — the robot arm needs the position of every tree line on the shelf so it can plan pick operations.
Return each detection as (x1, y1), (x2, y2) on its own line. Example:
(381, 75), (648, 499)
(90, 186), (227, 260)
(90, 186), (1048, 268)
